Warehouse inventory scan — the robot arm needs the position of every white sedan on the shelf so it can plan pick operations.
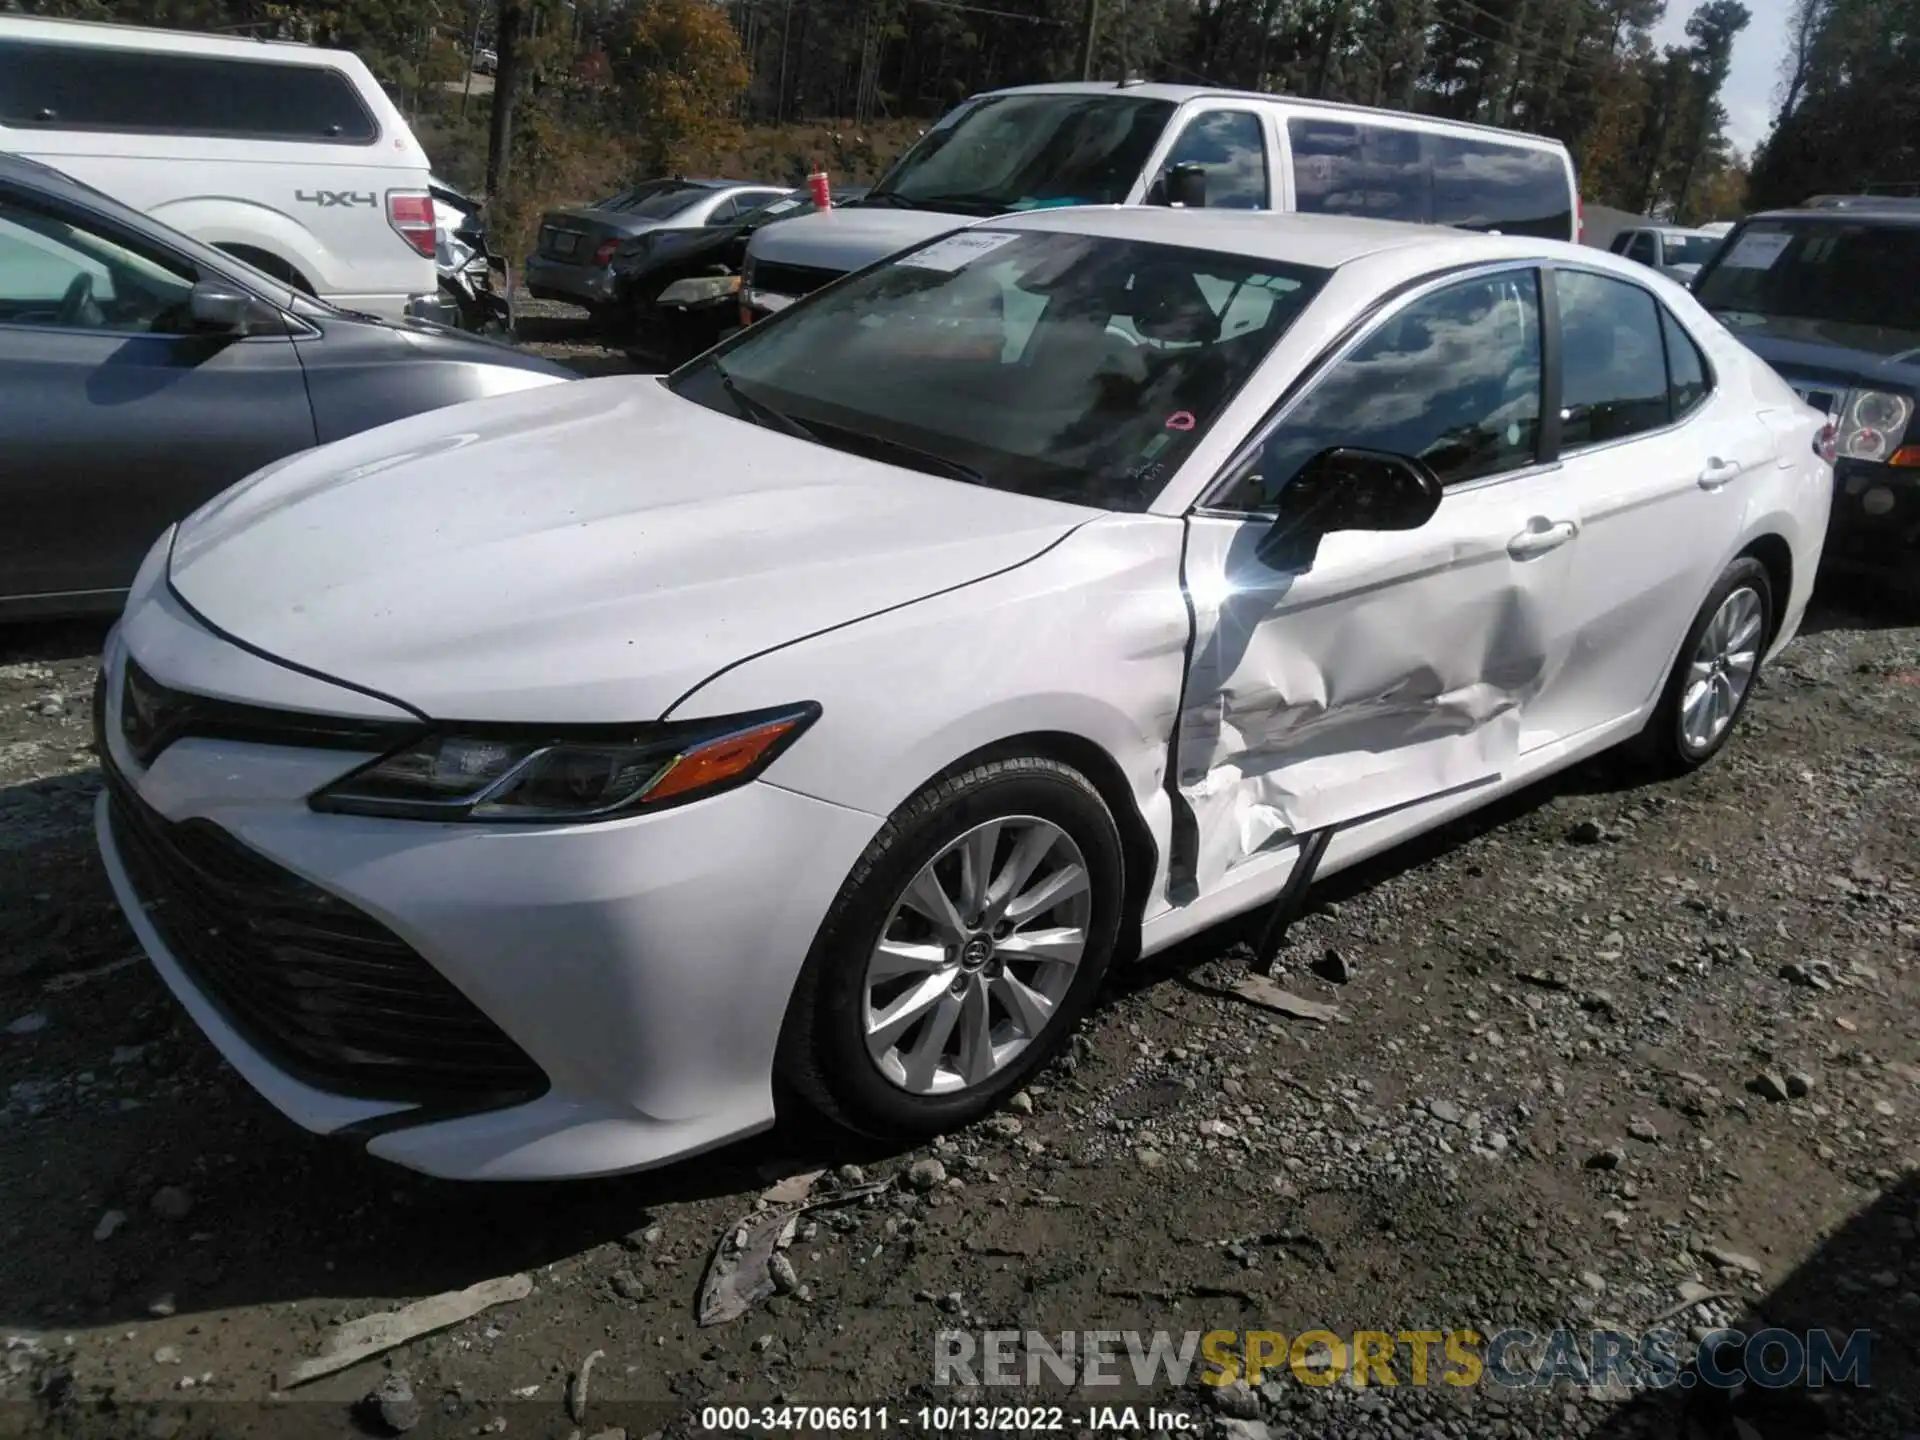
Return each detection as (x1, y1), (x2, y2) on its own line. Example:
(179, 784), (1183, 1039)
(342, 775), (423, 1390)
(94, 208), (1831, 1179)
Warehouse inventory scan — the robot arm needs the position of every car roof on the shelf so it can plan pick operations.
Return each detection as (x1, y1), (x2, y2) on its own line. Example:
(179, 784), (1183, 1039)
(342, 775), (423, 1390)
(978, 205), (1596, 273)
(970, 80), (1568, 150)
(1749, 200), (1920, 224)
(0, 12), (353, 61)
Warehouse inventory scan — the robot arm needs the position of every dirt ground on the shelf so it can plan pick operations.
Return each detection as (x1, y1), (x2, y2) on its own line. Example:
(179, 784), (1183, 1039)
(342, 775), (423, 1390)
(2, 573), (1917, 1440)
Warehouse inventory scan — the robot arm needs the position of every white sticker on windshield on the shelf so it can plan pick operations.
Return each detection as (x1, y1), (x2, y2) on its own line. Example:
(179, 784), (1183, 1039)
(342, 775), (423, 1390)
(1721, 230), (1793, 269)
(897, 231), (1020, 272)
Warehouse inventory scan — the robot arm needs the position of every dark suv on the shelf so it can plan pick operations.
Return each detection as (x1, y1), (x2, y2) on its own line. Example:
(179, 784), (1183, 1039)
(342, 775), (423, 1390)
(1691, 198), (1920, 595)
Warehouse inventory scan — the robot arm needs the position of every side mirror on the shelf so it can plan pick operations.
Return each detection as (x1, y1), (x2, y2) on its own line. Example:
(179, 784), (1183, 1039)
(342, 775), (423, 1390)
(1269, 447), (1442, 539)
(1165, 162), (1208, 209)
(187, 281), (252, 334)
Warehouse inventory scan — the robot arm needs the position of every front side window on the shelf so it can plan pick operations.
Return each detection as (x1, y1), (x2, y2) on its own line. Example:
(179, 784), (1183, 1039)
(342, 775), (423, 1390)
(1555, 269), (1671, 448)
(1162, 110), (1270, 210)
(670, 230), (1326, 512)
(1214, 269), (1543, 511)
(0, 40), (378, 143)
(1625, 232), (1658, 265)
(0, 197), (197, 332)
(862, 94), (1177, 216)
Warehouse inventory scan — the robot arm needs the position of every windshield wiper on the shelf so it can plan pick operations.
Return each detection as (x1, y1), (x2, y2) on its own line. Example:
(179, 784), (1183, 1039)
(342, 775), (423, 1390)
(710, 359), (818, 443)
(806, 419), (986, 485)
(853, 191), (919, 208)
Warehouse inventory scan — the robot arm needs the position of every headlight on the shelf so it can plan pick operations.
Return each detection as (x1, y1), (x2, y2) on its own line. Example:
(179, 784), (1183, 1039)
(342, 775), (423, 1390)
(657, 274), (741, 306)
(1837, 389), (1912, 462)
(310, 704), (819, 822)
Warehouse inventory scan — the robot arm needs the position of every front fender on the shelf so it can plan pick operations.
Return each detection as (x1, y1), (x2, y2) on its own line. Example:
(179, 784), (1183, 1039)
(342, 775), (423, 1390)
(665, 514), (1192, 915)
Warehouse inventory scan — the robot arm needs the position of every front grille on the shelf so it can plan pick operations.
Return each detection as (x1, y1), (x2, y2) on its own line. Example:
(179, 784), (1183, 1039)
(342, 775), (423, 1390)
(104, 760), (547, 1106)
(118, 658), (417, 768)
(749, 260), (843, 298)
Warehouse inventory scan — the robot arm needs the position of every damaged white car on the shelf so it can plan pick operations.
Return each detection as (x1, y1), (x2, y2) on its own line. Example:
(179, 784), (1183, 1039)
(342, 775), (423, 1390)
(95, 208), (1832, 1179)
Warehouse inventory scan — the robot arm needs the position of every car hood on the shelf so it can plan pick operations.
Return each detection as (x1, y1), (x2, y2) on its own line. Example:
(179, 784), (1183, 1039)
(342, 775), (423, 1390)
(1714, 311), (1920, 392)
(747, 206), (968, 273)
(166, 377), (1091, 723)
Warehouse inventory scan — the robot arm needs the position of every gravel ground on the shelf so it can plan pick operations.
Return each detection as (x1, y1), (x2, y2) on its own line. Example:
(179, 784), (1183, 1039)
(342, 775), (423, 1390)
(1, 588), (1917, 1440)
(513, 298), (660, 379)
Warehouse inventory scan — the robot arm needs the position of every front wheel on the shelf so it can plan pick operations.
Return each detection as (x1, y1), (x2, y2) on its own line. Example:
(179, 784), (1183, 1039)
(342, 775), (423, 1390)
(1633, 556), (1773, 776)
(778, 757), (1125, 1139)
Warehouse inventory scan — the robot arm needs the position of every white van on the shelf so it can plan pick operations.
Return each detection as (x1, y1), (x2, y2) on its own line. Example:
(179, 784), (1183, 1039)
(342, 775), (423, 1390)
(0, 15), (438, 321)
(744, 83), (1580, 318)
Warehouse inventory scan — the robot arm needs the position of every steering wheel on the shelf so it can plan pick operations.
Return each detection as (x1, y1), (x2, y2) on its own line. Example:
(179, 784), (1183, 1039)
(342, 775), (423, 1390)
(56, 271), (99, 327)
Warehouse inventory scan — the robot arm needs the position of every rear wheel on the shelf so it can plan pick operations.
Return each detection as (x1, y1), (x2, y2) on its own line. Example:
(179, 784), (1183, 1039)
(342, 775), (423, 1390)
(1632, 557), (1773, 775)
(778, 758), (1124, 1139)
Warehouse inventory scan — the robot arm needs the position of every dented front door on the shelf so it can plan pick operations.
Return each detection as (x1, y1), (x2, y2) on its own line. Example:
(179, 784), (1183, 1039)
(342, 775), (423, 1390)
(1167, 263), (1575, 900)
(1174, 486), (1577, 896)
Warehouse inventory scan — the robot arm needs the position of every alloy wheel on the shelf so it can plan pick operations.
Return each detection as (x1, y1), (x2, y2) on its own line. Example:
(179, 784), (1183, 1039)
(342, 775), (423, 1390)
(1680, 584), (1764, 751)
(862, 816), (1091, 1096)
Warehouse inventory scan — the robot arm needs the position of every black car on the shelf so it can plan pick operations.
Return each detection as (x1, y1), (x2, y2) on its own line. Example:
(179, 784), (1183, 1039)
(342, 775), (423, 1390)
(611, 185), (867, 367)
(1692, 199), (1920, 596)
(0, 154), (573, 620)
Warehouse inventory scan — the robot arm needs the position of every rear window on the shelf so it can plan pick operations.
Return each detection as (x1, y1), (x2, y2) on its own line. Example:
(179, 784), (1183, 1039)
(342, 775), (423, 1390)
(598, 185), (708, 219)
(1288, 119), (1573, 239)
(0, 39), (378, 144)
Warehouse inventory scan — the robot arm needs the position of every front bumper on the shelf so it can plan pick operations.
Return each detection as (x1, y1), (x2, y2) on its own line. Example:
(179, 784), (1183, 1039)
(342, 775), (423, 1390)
(93, 623), (882, 1180)
(1822, 459), (1920, 591)
(523, 253), (617, 306)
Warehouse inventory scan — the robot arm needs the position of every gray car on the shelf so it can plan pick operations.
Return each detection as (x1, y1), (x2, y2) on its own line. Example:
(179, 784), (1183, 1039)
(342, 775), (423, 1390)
(0, 153), (573, 621)
(523, 178), (790, 317)
(1608, 225), (1725, 284)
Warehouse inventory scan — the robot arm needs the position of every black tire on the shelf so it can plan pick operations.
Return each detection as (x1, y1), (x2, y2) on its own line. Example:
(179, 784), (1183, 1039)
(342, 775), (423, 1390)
(1631, 556), (1773, 777)
(777, 757), (1125, 1140)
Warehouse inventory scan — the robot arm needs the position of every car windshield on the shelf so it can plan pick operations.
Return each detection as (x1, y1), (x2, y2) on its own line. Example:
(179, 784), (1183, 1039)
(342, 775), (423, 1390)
(668, 229), (1326, 511)
(861, 94), (1177, 216)
(1695, 219), (1920, 343)
(1664, 233), (1720, 266)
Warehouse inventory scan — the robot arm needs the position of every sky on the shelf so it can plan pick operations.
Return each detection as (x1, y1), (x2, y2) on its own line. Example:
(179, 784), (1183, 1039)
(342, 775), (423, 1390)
(1651, 0), (1789, 157)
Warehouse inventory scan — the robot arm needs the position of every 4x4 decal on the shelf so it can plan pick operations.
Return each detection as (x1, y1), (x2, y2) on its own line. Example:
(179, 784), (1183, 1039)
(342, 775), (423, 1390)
(295, 190), (377, 208)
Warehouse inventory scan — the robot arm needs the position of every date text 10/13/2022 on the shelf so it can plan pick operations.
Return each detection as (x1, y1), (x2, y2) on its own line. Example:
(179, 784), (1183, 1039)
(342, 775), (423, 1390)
(697, 1406), (1195, 1432)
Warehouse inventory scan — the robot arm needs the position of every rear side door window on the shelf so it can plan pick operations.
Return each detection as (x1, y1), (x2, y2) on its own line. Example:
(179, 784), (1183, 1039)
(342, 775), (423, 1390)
(1214, 268), (1544, 510)
(0, 39), (378, 144)
(1162, 110), (1271, 210)
(1288, 118), (1430, 223)
(1554, 269), (1671, 447)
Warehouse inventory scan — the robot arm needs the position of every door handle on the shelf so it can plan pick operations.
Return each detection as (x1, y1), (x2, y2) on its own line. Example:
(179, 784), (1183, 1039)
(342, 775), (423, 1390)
(1698, 458), (1744, 490)
(1507, 519), (1578, 559)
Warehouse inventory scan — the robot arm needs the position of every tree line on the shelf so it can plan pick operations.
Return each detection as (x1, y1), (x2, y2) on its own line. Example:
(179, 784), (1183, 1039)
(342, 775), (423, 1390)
(12, 0), (1912, 222)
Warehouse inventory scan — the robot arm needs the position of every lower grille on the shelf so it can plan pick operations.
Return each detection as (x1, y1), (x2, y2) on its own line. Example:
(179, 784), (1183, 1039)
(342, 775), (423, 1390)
(750, 260), (843, 298)
(104, 761), (547, 1106)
